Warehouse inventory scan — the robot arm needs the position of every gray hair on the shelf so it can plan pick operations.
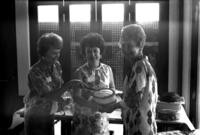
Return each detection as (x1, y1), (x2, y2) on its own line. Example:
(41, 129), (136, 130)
(119, 24), (146, 48)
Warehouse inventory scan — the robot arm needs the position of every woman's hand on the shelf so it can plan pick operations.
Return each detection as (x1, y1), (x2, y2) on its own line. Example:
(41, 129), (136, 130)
(63, 79), (89, 90)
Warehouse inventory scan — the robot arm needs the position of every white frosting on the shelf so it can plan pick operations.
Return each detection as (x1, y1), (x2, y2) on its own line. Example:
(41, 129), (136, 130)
(93, 89), (113, 98)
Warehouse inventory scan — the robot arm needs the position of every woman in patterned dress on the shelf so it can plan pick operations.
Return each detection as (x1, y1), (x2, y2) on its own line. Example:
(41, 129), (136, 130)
(119, 24), (158, 135)
(72, 33), (116, 135)
(104, 24), (158, 135)
(24, 33), (69, 135)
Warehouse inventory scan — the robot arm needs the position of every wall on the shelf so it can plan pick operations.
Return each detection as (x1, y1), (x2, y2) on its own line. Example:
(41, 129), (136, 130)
(15, 0), (30, 96)
(0, 0), (23, 130)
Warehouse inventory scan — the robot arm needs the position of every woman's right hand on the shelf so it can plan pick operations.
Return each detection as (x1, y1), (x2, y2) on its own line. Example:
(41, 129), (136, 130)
(99, 102), (122, 113)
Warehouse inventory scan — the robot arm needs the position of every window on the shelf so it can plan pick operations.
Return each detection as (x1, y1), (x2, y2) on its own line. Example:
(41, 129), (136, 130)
(37, 5), (59, 23)
(102, 4), (124, 22)
(69, 4), (91, 22)
(135, 3), (159, 23)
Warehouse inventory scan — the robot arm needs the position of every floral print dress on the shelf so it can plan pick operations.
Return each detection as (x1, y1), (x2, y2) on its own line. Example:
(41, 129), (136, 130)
(122, 56), (158, 135)
(24, 59), (63, 135)
(73, 63), (115, 135)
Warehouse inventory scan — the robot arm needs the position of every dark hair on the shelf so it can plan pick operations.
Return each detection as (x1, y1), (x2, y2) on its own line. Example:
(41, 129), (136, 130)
(37, 33), (63, 57)
(80, 33), (105, 56)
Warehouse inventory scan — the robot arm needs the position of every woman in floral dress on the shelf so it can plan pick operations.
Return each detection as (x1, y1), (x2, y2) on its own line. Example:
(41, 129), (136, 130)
(116, 24), (158, 135)
(72, 33), (115, 135)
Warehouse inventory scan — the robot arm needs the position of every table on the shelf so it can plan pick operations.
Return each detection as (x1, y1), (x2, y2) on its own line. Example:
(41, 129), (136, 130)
(53, 105), (195, 135)
(156, 105), (195, 132)
(53, 109), (123, 135)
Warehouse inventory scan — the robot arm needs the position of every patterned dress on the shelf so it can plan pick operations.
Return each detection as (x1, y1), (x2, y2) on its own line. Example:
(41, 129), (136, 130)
(122, 56), (158, 135)
(24, 59), (63, 135)
(73, 63), (115, 135)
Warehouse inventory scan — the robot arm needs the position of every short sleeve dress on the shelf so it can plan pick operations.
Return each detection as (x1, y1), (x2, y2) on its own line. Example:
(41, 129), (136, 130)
(73, 62), (115, 135)
(24, 59), (63, 135)
(122, 56), (158, 135)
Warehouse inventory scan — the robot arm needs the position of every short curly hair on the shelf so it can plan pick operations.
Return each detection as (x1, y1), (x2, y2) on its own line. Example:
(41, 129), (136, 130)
(80, 32), (105, 56)
(37, 33), (63, 57)
(119, 24), (146, 49)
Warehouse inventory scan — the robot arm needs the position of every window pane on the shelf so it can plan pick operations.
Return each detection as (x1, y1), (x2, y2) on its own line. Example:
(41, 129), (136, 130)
(69, 4), (91, 22)
(102, 4), (124, 22)
(136, 3), (160, 23)
(37, 5), (59, 23)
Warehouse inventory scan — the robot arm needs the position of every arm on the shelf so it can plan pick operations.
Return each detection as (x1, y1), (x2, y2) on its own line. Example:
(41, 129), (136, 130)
(99, 99), (127, 113)
(108, 66), (115, 90)
(28, 69), (66, 102)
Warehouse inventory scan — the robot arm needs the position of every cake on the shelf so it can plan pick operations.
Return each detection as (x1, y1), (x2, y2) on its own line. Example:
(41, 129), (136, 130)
(157, 101), (182, 112)
(92, 89), (117, 105)
(156, 101), (183, 121)
(156, 92), (185, 121)
(159, 92), (185, 103)
(157, 109), (181, 121)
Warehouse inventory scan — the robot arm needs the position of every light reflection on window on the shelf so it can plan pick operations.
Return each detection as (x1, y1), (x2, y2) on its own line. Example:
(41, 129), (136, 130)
(69, 4), (91, 22)
(136, 3), (160, 23)
(102, 4), (124, 22)
(37, 5), (59, 23)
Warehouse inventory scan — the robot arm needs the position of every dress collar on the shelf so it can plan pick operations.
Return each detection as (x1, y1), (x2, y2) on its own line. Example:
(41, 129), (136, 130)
(86, 62), (102, 71)
(39, 59), (54, 72)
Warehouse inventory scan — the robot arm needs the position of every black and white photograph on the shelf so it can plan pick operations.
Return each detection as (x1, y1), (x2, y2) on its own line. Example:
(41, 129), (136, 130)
(1, 0), (200, 135)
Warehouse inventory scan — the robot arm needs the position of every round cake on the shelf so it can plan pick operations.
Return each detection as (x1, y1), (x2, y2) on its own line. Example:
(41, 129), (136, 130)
(157, 109), (181, 121)
(93, 89), (117, 105)
(157, 101), (182, 112)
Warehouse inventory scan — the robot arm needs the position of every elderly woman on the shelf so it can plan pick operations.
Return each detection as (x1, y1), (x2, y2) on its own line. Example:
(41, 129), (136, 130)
(105, 24), (158, 135)
(72, 32), (115, 135)
(24, 33), (67, 135)
(119, 24), (158, 135)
